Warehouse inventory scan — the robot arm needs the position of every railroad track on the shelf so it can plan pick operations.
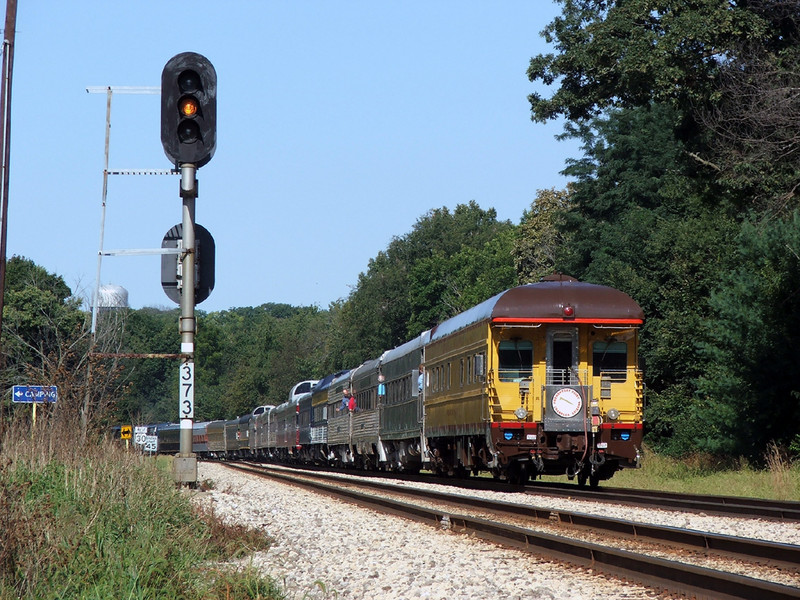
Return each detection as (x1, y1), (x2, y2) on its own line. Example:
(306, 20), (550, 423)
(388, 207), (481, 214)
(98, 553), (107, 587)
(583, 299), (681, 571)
(244, 461), (800, 521)
(522, 481), (800, 521)
(222, 461), (800, 600)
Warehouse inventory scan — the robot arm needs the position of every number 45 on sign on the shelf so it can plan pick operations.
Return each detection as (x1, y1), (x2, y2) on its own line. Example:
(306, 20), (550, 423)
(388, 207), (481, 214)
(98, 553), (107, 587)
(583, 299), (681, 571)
(180, 362), (194, 419)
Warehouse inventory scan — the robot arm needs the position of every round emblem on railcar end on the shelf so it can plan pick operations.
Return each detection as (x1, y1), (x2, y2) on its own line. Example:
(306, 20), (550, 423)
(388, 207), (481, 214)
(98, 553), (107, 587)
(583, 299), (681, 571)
(552, 388), (583, 418)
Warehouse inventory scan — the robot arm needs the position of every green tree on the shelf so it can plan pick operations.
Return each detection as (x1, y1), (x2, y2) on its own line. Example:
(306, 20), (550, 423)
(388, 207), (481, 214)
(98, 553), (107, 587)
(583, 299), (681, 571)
(1, 256), (85, 376)
(407, 227), (517, 335)
(116, 308), (179, 424)
(695, 214), (800, 458)
(195, 304), (328, 418)
(529, 0), (800, 211)
(527, 0), (769, 123)
(694, 43), (800, 212)
(514, 188), (573, 283)
(329, 201), (517, 366)
(118, 303), (331, 423)
(527, 0), (800, 458)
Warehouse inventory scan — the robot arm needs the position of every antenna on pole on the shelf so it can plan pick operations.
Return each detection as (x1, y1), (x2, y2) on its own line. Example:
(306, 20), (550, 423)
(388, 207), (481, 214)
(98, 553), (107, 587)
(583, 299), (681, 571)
(85, 85), (161, 336)
(83, 85), (165, 439)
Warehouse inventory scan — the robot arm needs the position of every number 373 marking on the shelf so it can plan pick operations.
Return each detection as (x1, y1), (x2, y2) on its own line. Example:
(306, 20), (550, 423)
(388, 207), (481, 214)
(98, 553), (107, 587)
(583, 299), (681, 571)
(180, 362), (194, 419)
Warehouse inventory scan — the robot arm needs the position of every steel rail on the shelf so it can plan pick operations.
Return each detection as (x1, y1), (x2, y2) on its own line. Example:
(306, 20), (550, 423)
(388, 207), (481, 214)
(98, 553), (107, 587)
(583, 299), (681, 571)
(340, 467), (800, 521)
(522, 482), (800, 521)
(222, 463), (800, 600)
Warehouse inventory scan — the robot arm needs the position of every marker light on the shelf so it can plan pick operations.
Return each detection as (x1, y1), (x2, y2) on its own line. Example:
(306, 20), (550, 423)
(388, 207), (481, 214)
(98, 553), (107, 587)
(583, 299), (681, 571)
(563, 305), (575, 317)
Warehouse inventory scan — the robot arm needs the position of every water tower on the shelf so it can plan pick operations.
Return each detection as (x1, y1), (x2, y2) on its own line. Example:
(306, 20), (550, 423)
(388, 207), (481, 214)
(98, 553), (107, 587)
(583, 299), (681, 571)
(95, 284), (129, 309)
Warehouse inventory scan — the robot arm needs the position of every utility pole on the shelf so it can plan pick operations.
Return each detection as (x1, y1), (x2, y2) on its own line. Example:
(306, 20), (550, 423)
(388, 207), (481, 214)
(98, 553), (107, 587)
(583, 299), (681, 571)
(0, 0), (17, 440)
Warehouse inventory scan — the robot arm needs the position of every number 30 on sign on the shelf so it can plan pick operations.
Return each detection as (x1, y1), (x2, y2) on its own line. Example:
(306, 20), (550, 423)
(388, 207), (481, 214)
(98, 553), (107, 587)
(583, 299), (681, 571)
(180, 362), (194, 419)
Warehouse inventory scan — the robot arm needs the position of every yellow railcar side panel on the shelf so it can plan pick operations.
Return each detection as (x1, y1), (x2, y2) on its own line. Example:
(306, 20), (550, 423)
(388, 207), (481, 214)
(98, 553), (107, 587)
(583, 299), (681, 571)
(587, 328), (643, 424)
(488, 324), (547, 423)
(424, 322), (489, 435)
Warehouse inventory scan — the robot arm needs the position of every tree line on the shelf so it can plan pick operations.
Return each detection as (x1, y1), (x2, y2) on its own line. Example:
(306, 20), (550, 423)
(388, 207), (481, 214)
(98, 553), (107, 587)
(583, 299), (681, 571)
(2, 0), (798, 463)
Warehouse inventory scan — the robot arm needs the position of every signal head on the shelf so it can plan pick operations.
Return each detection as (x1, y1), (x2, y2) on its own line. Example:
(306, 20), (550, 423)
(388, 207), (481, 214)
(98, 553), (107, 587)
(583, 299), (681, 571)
(161, 52), (217, 168)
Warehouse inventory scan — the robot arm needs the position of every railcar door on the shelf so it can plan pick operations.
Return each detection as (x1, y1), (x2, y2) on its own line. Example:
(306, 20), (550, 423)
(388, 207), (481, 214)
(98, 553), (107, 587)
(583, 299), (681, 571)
(544, 327), (587, 432)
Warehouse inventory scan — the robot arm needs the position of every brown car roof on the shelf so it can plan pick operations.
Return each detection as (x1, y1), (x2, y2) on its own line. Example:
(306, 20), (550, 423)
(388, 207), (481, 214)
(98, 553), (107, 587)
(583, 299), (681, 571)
(431, 278), (643, 341)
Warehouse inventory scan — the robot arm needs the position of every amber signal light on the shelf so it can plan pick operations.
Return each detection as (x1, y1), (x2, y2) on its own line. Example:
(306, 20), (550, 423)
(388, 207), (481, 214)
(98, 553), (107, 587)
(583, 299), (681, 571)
(179, 96), (199, 118)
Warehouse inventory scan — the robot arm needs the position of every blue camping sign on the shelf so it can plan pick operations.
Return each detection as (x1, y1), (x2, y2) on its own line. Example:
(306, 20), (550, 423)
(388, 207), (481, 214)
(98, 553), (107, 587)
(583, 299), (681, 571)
(12, 385), (58, 403)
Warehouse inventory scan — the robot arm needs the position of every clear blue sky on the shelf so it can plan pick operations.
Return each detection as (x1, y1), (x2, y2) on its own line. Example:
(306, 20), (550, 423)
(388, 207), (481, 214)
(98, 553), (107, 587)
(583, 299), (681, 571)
(8, 1), (577, 312)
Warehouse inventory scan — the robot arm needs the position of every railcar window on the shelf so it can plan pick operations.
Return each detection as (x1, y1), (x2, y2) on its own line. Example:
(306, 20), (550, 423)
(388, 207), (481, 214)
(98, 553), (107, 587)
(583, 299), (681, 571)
(592, 341), (628, 380)
(357, 389), (375, 411)
(498, 340), (533, 382)
(474, 353), (485, 378)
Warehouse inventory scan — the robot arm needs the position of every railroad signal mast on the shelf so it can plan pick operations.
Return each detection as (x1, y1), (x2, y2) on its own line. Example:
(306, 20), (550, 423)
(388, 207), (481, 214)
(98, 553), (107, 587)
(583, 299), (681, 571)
(160, 52), (217, 485)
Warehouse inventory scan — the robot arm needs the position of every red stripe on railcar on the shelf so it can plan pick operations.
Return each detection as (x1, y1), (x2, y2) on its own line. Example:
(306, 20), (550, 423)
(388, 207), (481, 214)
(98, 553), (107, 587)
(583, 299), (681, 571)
(493, 317), (644, 325)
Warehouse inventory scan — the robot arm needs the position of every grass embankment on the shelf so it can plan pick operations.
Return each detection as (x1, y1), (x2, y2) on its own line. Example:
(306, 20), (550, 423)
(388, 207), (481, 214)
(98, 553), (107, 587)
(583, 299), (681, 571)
(610, 444), (800, 501)
(0, 429), (283, 600)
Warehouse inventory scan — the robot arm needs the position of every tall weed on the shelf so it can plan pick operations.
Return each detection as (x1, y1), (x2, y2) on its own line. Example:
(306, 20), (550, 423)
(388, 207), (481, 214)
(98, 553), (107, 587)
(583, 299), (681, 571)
(0, 413), (281, 600)
(764, 441), (797, 501)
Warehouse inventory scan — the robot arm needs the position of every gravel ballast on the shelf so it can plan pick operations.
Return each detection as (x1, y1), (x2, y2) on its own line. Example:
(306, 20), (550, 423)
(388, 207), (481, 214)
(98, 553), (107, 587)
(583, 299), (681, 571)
(196, 462), (693, 599)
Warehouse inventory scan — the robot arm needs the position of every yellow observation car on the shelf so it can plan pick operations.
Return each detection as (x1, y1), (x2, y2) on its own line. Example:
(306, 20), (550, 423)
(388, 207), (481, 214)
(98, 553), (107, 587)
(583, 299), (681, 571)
(423, 275), (644, 486)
